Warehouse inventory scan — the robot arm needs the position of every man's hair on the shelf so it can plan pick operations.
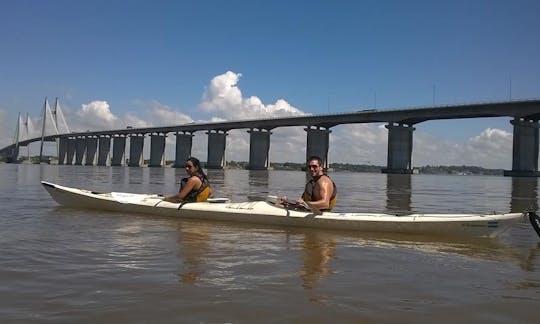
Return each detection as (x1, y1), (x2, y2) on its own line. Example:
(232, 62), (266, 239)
(307, 155), (323, 166)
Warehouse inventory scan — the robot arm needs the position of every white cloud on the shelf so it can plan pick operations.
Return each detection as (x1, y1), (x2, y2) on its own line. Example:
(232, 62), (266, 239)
(412, 128), (512, 169)
(194, 71), (311, 162)
(131, 100), (193, 126)
(199, 71), (306, 120)
(328, 124), (388, 165)
(0, 109), (11, 148)
(79, 101), (117, 125)
(44, 99), (194, 133)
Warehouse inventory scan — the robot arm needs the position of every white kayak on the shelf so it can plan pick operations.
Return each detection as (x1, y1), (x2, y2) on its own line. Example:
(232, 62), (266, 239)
(41, 181), (538, 238)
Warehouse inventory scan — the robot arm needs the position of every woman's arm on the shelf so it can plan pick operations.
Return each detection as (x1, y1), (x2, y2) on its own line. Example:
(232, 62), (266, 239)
(163, 176), (202, 203)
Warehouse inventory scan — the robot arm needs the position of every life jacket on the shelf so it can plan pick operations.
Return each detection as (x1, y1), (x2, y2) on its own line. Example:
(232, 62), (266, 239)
(302, 174), (337, 211)
(180, 174), (211, 202)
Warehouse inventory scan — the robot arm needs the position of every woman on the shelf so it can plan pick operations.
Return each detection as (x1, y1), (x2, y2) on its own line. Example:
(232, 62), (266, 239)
(163, 157), (211, 203)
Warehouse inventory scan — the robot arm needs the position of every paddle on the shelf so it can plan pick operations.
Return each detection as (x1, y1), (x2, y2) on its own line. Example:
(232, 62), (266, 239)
(300, 199), (322, 216)
(247, 195), (281, 202)
(248, 195), (322, 215)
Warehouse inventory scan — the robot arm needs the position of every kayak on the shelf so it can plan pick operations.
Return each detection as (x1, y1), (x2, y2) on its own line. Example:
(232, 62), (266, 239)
(41, 181), (538, 238)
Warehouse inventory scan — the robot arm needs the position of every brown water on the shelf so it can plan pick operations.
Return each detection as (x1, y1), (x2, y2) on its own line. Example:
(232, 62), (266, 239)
(0, 164), (539, 323)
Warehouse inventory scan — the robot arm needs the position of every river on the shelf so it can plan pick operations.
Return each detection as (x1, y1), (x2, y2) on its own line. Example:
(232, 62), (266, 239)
(0, 164), (539, 323)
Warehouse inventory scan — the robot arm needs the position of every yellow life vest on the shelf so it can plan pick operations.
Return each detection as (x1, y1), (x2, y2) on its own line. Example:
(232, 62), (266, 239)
(180, 175), (211, 202)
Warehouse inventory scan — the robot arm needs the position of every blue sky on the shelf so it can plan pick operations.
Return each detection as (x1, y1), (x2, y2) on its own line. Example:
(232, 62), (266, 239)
(1, 0), (539, 168)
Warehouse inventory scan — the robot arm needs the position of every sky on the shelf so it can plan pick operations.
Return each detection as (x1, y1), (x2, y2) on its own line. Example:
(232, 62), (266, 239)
(1, 0), (539, 169)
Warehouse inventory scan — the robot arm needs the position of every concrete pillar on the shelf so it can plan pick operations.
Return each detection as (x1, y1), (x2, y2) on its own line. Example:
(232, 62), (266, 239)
(504, 118), (540, 177)
(85, 136), (98, 166)
(382, 123), (415, 174)
(248, 129), (271, 170)
(8, 146), (19, 163)
(57, 137), (68, 165)
(66, 138), (76, 165)
(97, 136), (111, 166)
(149, 133), (166, 167)
(74, 137), (86, 165)
(111, 136), (126, 166)
(174, 132), (193, 168)
(128, 134), (145, 167)
(206, 130), (227, 169)
(305, 127), (331, 168)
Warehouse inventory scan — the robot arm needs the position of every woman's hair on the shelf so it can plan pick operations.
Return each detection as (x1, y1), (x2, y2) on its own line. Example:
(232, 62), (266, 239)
(186, 156), (207, 180)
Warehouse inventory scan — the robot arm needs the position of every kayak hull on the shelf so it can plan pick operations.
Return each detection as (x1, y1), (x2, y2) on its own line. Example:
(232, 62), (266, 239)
(41, 181), (525, 238)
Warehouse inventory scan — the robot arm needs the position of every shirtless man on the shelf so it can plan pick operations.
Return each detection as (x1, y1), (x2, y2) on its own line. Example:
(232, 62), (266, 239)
(298, 156), (337, 211)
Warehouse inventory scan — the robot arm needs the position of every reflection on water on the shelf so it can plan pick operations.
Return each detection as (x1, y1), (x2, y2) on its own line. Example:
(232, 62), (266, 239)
(300, 232), (336, 290)
(248, 170), (270, 188)
(385, 174), (412, 214)
(176, 222), (210, 284)
(510, 177), (539, 212)
(517, 242), (540, 272)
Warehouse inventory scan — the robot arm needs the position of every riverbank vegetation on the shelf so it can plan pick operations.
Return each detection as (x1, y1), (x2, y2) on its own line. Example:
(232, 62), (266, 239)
(226, 161), (505, 175)
(1, 156), (504, 175)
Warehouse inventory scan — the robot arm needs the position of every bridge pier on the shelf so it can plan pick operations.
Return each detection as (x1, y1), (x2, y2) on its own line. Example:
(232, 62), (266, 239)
(174, 132), (193, 168)
(149, 133), (166, 167)
(7, 146), (19, 163)
(382, 123), (415, 174)
(248, 129), (271, 170)
(97, 136), (111, 166)
(206, 130), (227, 169)
(128, 134), (145, 167)
(111, 136), (126, 166)
(305, 127), (331, 168)
(57, 137), (68, 165)
(504, 118), (540, 177)
(74, 137), (86, 165)
(85, 136), (98, 166)
(66, 138), (76, 165)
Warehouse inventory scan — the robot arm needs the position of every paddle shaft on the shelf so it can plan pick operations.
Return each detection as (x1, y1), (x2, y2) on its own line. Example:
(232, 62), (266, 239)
(247, 194), (322, 215)
(301, 200), (322, 215)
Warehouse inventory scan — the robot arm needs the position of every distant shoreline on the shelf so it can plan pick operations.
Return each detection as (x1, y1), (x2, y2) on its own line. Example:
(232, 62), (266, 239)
(224, 161), (505, 176)
(1, 156), (505, 175)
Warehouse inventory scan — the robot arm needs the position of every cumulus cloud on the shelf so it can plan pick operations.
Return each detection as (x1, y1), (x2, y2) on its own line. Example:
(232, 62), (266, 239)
(79, 101), (117, 123)
(329, 124), (388, 165)
(199, 71), (305, 120)
(412, 128), (512, 169)
(0, 109), (11, 148)
(44, 99), (193, 133)
(193, 71), (311, 162)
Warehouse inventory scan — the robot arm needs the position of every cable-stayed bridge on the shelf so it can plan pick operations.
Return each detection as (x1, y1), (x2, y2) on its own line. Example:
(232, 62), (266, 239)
(1, 98), (540, 176)
(4, 98), (70, 162)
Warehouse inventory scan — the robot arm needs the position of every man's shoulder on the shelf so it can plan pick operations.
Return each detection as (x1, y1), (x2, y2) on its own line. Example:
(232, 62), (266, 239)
(319, 174), (334, 183)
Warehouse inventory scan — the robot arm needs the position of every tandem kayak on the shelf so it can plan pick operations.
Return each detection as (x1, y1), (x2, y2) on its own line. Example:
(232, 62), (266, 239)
(41, 181), (540, 238)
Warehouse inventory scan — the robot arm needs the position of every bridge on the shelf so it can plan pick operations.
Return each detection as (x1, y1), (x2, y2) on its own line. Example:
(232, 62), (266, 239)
(2, 98), (540, 176)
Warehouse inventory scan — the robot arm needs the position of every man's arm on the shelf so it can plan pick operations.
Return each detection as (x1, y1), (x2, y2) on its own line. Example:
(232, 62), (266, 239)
(309, 177), (332, 210)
